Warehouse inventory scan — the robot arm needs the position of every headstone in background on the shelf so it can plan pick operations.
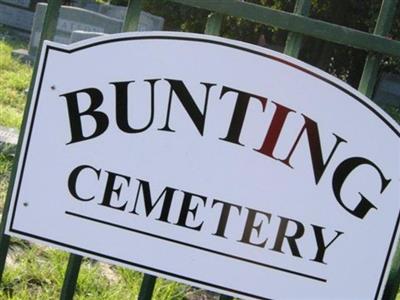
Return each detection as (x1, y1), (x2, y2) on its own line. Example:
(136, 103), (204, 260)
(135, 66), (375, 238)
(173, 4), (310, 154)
(68, 10), (165, 42)
(1, 0), (31, 8)
(137, 11), (164, 32)
(97, 4), (126, 20)
(71, 1), (127, 20)
(69, 30), (106, 43)
(0, 125), (18, 155)
(373, 73), (400, 108)
(12, 2), (164, 63)
(71, 0), (164, 29)
(0, 0), (41, 38)
(13, 3), (123, 62)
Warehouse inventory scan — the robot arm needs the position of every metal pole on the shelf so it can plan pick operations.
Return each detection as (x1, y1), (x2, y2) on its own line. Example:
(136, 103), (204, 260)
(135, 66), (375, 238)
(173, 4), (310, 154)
(358, 0), (399, 98)
(138, 274), (157, 300)
(60, 254), (83, 300)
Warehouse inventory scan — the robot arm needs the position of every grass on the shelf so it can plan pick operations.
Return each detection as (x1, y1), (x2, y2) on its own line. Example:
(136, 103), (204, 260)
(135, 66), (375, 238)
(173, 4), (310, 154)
(0, 29), (32, 129)
(0, 242), (192, 299)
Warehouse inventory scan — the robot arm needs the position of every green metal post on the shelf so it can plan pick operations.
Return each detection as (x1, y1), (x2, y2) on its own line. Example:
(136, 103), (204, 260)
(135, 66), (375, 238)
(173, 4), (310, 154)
(204, 13), (224, 36)
(283, 0), (311, 58)
(123, 0), (144, 32)
(358, 54), (380, 98)
(358, 0), (398, 98)
(138, 274), (157, 300)
(0, 0), (62, 283)
(60, 254), (83, 300)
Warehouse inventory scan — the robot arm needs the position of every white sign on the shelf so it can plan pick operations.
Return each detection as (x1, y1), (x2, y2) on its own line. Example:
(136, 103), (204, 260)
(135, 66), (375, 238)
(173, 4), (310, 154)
(6, 32), (400, 299)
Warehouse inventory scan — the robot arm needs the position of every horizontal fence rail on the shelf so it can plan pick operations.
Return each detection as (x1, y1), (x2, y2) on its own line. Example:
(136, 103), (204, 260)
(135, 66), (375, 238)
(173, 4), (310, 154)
(0, 0), (399, 299)
(169, 0), (400, 58)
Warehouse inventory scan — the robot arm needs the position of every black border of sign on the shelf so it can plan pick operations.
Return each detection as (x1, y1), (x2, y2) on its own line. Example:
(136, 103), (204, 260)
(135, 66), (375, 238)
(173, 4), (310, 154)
(8, 34), (400, 300)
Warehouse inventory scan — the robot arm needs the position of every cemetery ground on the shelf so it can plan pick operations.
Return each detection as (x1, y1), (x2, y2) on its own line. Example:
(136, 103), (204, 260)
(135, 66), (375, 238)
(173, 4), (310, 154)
(0, 27), (210, 300)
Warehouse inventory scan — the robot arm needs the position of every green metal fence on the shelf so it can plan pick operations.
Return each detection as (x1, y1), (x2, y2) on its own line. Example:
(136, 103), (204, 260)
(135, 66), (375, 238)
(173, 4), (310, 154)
(1, 0), (400, 299)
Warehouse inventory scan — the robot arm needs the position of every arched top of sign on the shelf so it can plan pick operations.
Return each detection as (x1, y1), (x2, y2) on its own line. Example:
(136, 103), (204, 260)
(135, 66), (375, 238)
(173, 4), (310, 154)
(39, 31), (399, 136)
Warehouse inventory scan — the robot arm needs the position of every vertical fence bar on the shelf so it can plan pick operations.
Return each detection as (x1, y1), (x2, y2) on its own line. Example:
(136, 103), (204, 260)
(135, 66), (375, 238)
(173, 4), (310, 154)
(123, 0), (144, 32)
(358, 54), (380, 98)
(60, 254), (83, 300)
(0, 0), (62, 282)
(283, 0), (311, 57)
(358, 0), (398, 98)
(204, 13), (223, 36)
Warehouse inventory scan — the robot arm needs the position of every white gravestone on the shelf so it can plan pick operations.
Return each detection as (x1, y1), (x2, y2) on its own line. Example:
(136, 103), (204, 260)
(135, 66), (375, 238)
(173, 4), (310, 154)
(1, 0), (31, 8)
(13, 3), (164, 62)
(0, 3), (34, 33)
(27, 3), (123, 60)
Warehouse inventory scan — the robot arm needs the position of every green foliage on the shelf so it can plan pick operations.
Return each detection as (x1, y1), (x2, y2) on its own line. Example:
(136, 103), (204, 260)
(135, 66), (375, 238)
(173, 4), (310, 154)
(0, 239), (189, 300)
(0, 28), (32, 129)
(381, 104), (400, 123)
